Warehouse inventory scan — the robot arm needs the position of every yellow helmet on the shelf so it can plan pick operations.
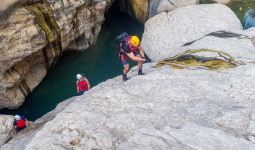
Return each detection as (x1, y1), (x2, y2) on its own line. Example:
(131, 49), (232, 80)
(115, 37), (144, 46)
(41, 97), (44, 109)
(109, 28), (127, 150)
(130, 36), (140, 47)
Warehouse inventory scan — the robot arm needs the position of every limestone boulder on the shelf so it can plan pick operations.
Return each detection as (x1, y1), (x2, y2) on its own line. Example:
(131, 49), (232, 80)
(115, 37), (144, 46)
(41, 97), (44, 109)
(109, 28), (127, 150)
(0, 6), (48, 109)
(170, 27), (255, 66)
(47, 0), (114, 51)
(67, 0), (112, 50)
(0, 115), (14, 147)
(141, 4), (242, 61)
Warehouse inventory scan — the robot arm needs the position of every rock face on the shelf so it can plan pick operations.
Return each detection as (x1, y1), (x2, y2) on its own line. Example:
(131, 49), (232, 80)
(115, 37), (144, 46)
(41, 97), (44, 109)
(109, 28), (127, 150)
(2, 60), (255, 149)
(2, 1), (255, 149)
(0, 0), (114, 109)
(114, 0), (150, 23)
(115, 0), (198, 23)
(0, 115), (14, 147)
(141, 4), (242, 61)
(0, 97), (75, 150)
(150, 0), (199, 18)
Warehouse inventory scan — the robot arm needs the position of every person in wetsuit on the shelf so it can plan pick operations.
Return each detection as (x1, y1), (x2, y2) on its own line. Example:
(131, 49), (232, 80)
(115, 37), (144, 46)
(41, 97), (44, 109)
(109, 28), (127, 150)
(76, 74), (90, 95)
(119, 35), (147, 81)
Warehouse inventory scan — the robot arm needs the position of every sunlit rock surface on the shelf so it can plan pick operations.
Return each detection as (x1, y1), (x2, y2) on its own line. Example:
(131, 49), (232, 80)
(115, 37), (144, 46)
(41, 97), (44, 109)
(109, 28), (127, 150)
(0, 0), (114, 109)
(1, 61), (255, 149)
(141, 4), (242, 61)
(0, 115), (14, 147)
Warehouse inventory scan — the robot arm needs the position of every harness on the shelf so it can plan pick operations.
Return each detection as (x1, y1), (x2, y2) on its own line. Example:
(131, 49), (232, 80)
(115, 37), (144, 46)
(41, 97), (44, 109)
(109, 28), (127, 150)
(16, 119), (26, 128)
(78, 77), (88, 91)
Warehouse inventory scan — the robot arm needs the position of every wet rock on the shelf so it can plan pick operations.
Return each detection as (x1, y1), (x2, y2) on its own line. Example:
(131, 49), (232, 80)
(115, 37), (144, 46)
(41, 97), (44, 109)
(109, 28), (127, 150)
(141, 4), (242, 61)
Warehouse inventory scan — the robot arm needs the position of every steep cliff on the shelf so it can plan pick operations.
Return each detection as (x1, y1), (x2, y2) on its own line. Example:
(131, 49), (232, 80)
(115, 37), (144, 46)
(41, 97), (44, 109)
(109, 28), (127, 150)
(0, 0), (114, 109)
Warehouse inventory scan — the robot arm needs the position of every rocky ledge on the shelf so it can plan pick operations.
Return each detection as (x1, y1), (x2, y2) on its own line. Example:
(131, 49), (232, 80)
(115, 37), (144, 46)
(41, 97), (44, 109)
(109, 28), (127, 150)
(1, 61), (255, 149)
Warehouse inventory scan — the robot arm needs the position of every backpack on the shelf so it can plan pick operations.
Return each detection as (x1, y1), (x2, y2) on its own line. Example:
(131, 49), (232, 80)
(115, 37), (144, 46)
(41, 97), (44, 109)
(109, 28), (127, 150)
(114, 33), (130, 61)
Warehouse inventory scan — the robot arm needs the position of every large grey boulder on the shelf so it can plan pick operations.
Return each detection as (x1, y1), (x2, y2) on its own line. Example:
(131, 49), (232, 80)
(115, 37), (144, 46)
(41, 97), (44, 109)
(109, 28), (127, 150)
(0, 115), (14, 147)
(2, 59), (255, 149)
(141, 4), (242, 61)
(171, 27), (255, 65)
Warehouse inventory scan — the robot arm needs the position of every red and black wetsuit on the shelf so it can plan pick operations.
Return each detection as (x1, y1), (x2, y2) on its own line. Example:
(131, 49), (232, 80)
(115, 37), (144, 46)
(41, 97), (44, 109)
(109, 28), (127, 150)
(77, 77), (88, 95)
(13, 116), (26, 132)
(119, 36), (140, 65)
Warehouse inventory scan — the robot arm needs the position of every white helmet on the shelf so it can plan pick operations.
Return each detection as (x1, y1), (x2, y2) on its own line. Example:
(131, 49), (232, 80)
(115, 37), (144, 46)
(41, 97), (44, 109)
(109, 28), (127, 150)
(15, 115), (21, 120)
(76, 74), (82, 80)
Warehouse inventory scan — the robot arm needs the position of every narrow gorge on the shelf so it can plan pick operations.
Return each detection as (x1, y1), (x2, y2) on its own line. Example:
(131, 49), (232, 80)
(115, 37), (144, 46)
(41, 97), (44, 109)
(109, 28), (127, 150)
(1, 0), (255, 149)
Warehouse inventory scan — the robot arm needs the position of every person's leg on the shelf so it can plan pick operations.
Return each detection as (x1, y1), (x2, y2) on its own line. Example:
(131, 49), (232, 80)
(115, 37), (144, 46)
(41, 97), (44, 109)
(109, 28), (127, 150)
(121, 53), (129, 81)
(78, 90), (85, 95)
(133, 51), (144, 75)
(122, 63), (129, 81)
(17, 125), (26, 133)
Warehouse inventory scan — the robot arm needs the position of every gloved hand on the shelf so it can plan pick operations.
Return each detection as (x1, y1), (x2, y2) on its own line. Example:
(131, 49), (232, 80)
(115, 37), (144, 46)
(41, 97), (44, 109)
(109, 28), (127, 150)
(142, 57), (152, 63)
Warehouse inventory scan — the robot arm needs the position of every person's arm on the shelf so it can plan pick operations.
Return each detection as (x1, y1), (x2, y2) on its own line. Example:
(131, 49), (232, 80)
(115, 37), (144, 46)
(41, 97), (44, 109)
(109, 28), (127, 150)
(86, 79), (90, 90)
(127, 52), (146, 62)
(76, 81), (80, 93)
(25, 118), (31, 125)
(12, 126), (17, 134)
(138, 45), (145, 58)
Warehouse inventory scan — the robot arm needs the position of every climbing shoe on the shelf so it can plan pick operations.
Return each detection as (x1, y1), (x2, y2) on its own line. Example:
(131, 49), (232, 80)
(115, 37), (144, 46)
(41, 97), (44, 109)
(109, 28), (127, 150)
(122, 74), (128, 81)
(138, 69), (145, 75)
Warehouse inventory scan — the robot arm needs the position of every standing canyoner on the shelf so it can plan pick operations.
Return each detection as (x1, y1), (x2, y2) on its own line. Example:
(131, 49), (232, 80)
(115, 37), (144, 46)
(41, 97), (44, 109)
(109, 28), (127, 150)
(76, 74), (90, 95)
(115, 32), (149, 81)
(12, 115), (30, 134)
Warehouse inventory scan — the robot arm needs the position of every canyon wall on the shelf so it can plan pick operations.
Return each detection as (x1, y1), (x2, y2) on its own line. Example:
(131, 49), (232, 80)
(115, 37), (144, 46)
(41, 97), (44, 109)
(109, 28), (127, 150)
(0, 0), (114, 109)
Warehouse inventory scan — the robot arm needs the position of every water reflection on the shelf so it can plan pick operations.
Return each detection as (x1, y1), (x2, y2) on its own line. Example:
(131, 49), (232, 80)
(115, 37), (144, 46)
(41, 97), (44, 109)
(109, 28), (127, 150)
(243, 9), (255, 29)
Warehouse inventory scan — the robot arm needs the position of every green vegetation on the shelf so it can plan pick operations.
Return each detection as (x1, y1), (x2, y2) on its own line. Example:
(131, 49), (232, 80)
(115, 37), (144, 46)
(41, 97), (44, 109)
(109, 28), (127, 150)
(227, 0), (255, 22)
(199, 0), (217, 4)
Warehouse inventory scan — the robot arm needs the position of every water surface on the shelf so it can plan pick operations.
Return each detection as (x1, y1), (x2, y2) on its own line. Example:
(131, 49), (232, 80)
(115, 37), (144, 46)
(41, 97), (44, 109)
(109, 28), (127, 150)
(0, 5), (144, 121)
